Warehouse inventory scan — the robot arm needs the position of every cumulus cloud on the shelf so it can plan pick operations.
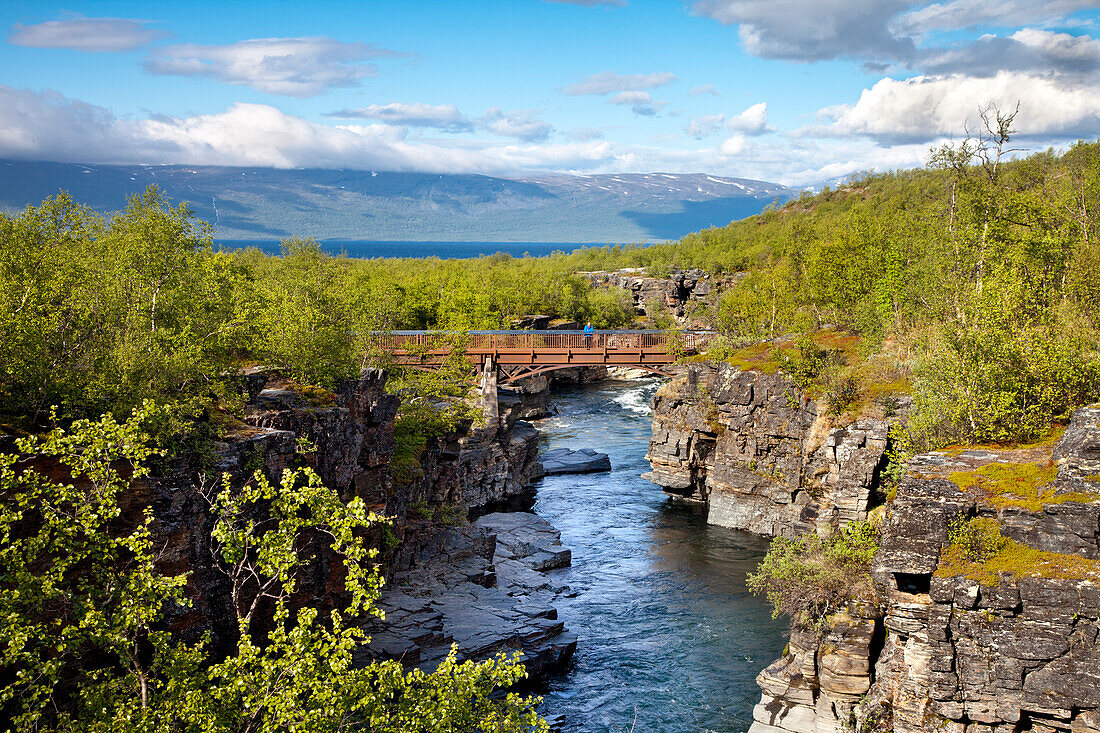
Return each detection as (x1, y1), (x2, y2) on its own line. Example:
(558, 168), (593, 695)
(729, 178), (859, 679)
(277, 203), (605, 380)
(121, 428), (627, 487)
(717, 133), (747, 155)
(686, 103), (772, 138)
(562, 70), (677, 95)
(326, 103), (474, 131)
(692, 0), (1099, 80)
(809, 71), (1100, 143)
(608, 91), (666, 116)
(143, 36), (406, 97)
(692, 0), (916, 62)
(688, 84), (721, 96)
(727, 102), (773, 135)
(8, 16), (166, 52)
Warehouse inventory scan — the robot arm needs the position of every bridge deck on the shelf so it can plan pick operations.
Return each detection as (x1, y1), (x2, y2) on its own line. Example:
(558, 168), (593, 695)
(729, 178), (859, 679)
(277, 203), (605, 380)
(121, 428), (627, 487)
(374, 330), (711, 380)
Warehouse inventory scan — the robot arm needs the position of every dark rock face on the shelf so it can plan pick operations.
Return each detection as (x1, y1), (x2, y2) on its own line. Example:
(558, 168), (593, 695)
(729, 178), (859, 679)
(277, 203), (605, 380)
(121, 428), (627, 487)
(140, 368), (569, 675)
(577, 268), (729, 325)
(748, 405), (1100, 733)
(541, 447), (611, 475)
(644, 362), (892, 535)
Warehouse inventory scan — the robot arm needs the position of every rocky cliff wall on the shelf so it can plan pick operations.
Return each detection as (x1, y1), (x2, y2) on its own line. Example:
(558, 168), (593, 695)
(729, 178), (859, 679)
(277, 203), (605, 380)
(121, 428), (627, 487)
(578, 268), (727, 326)
(644, 362), (893, 536)
(748, 405), (1100, 733)
(137, 368), (563, 669)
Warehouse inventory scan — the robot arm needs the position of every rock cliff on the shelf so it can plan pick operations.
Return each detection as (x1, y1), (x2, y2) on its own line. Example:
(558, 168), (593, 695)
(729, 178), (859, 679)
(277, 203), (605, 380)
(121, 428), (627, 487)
(140, 367), (569, 675)
(578, 268), (725, 325)
(748, 405), (1100, 733)
(644, 362), (893, 536)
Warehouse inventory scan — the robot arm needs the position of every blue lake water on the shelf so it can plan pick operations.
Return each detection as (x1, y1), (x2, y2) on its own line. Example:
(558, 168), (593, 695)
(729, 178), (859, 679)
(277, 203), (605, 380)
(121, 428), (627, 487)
(215, 240), (635, 259)
(532, 380), (786, 732)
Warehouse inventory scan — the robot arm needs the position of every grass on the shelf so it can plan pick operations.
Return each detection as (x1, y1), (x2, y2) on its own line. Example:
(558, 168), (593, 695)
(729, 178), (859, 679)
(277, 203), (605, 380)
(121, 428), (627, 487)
(948, 461), (1097, 511)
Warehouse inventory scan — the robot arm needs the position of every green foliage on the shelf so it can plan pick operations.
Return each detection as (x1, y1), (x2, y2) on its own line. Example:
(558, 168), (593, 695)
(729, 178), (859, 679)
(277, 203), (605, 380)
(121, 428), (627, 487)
(748, 521), (880, 630)
(947, 515), (1008, 563)
(825, 375), (861, 415)
(778, 335), (833, 389)
(0, 405), (547, 732)
(0, 188), (244, 423)
(908, 315), (1100, 448)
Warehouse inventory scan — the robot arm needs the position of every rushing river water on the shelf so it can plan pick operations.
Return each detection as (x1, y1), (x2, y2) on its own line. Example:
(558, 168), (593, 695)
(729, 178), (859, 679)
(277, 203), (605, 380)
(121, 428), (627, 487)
(530, 379), (788, 733)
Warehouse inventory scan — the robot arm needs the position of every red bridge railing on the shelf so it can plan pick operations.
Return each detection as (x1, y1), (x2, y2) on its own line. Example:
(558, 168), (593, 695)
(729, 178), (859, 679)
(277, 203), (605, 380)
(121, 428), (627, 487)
(371, 330), (713, 377)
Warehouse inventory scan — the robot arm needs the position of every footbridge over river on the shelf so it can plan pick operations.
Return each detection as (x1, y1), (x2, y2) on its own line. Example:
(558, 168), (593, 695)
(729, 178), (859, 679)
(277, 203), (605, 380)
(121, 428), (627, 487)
(374, 330), (714, 384)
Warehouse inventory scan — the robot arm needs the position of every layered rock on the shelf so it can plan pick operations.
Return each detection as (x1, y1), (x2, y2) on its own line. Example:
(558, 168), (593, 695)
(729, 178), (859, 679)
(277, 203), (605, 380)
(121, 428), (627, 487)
(751, 611), (881, 733)
(750, 405), (1100, 733)
(577, 268), (724, 325)
(360, 512), (576, 678)
(644, 362), (892, 536)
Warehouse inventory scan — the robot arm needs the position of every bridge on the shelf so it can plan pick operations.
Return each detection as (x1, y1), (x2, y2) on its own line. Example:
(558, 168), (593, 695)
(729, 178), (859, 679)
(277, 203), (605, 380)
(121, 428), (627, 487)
(374, 330), (712, 384)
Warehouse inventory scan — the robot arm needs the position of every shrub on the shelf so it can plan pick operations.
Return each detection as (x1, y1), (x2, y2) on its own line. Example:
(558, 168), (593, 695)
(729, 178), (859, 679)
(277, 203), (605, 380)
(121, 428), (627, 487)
(825, 375), (861, 414)
(748, 520), (880, 630)
(908, 319), (1100, 448)
(0, 404), (548, 732)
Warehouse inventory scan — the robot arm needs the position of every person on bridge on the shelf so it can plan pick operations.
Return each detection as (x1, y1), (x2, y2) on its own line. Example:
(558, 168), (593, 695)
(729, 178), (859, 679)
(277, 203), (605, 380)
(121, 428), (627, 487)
(584, 322), (594, 347)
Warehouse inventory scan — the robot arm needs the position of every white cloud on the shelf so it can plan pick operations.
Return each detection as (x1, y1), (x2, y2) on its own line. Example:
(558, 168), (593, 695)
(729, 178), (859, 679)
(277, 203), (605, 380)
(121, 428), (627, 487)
(326, 103), (473, 131)
(478, 108), (554, 140)
(810, 71), (1100, 142)
(717, 134), (747, 155)
(0, 85), (1084, 189)
(688, 84), (721, 96)
(608, 91), (666, 116)
(727, 102), (773, 134)
(919, 27), (1100, 77)
(8, 16), (166, 52)
(143, 36), (406, 97)
(893, 0), (1099, 35)
(562, 71), (677, 95)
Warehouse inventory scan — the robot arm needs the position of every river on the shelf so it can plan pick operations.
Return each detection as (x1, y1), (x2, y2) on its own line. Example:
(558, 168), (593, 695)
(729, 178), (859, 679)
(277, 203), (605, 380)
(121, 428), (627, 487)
(530, 379), (788, 732)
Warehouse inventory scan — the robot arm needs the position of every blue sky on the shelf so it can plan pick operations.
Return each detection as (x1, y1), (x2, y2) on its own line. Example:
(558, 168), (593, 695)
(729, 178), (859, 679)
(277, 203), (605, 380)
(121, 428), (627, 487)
(1, 0), (1097, 185)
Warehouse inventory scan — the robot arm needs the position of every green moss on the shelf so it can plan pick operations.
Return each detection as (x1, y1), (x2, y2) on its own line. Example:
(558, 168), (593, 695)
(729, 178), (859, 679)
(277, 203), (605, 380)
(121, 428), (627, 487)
(937, 531), (1100, 585)
(949, 461), (1095, 510)
(297, 384), (335, 406)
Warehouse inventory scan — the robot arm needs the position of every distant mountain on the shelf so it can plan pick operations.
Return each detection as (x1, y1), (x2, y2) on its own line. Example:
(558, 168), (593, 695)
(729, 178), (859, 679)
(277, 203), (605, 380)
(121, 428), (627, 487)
(0, 160), (796, 243)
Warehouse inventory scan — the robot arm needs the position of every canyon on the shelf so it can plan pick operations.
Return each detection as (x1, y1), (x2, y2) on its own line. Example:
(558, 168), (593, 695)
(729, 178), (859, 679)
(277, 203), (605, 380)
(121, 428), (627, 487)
(645, 362), (1100, 733)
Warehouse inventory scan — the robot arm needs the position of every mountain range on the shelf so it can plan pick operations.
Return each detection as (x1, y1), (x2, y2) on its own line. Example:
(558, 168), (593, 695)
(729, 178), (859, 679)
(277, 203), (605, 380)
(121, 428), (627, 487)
(0, 160), (797, 243)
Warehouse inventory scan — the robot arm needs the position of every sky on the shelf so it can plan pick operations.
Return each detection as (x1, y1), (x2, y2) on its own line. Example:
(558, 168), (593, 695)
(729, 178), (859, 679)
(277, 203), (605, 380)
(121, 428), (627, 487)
(0, 0), (1097, 186)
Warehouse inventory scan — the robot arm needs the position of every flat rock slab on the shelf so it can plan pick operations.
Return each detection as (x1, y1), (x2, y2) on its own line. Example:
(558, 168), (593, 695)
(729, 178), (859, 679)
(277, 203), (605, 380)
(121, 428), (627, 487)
(541, 447), (611, 475)
(358, 515), (575, 679)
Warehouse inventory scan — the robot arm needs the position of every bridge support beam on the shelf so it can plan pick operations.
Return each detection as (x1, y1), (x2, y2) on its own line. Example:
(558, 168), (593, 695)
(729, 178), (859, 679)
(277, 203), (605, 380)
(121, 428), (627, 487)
(479, 357), (499, 424)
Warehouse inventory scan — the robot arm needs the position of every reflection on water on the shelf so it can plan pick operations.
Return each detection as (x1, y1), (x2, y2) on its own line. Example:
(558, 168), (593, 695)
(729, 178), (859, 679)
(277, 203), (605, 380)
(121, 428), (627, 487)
(532, 380), (786, 733)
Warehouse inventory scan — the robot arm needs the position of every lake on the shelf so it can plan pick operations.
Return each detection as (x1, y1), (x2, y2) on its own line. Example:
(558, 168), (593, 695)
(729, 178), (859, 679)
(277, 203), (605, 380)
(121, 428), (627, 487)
(215, 240), (634, 259)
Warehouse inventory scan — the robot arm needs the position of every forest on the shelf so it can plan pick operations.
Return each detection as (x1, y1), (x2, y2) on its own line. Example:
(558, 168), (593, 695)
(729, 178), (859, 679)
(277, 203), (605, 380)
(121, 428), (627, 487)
(2, 119), (1099, 730)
